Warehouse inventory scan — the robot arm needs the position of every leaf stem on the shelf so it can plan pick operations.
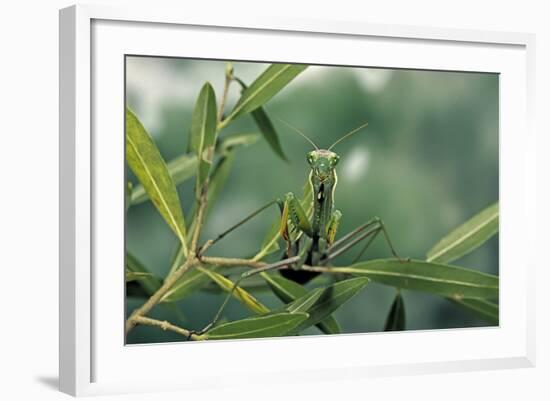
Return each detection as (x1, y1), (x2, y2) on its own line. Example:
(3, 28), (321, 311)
(217, 63), (233, 125)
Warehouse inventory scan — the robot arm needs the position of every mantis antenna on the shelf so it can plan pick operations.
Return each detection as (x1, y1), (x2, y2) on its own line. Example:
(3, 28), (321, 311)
(276, 117), (319, 150)
(328, 121), (369, 150)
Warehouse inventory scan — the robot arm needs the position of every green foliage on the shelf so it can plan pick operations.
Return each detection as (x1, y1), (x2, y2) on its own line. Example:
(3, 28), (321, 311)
(288, 277), (369, 334)
(125, 61), (499, 344)
(234, 78), (288, 162)
(427, 203), (499, 264)
(125, 108), (188, 253)
(131, 154), (197, 205)
(384, 292), (405, 331)
(224, 64), (307, 125)
(202, 313), (309, 340)
(160, 265), (222, 303)
(449, 298), (499, 325)
(190, 83), (218, 197)
(125, 252), (162, 295)
(262, 273), (341, 334)
(338, 259), (498, 299)
(283, 288), (325, 313)
(198, 267), (270, 315)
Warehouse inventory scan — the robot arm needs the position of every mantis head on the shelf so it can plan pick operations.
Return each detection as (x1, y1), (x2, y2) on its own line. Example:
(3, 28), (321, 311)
(276, 118), (369, 182)
(307, 149), (340, 181)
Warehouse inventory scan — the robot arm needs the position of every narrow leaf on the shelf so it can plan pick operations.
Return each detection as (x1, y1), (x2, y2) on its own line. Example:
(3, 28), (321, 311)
(332, 259), (498, 299)
(131, 134), (257, 206)
(234, 79), (288, 161)
(256, 219), (281, 259)
(204, 152), (235, 217)
(384, 292), (405, 331)
(160, 265), (221, 303)
(217, 133), (260, 155)
(125, 270), (153, 282)
(190, 83), (218, 196)
(131, 154), (198, 205)
(251, 108), (288, 161)
(262, 273), (341, 334)
(125, 182), (132, 213)
(284, 288), (325, 314)
(126, 108), (187, 252)
(198, 267), (270, 315)
(225, 64), (308, 124)
(449, 298), (499, 325)
(187, 150), (236, 231)
(290, 277), (370, 334)
(125, 252), (162, 295)
(204, 312), (309, 340)
(427, 203), (499, 264)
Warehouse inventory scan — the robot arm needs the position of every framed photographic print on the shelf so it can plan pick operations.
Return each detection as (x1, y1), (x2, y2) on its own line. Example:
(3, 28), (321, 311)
(59, 4), (536, 396)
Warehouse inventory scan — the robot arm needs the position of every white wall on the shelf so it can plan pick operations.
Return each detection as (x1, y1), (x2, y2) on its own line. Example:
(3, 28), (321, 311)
(0, 0), (548, 399)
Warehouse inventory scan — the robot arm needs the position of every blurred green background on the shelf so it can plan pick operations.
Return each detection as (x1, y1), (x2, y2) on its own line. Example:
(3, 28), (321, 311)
(125, 56), (499, 344)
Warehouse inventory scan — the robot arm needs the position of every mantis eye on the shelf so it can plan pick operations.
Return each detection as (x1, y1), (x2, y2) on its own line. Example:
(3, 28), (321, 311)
(306, 153), (315, 164)
(330, 155), (340, 166)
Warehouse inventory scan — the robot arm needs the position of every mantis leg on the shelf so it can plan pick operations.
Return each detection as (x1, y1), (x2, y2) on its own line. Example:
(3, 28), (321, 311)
(279, 192), (313, 241)
(190, 255), (302, 337)
(326, 209), (342, 247)
(326, 217), (407, 263)
(197, 199), (281, 256)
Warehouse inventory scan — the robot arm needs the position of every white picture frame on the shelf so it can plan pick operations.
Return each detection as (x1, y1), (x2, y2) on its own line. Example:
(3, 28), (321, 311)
(59, 4), (536, 397)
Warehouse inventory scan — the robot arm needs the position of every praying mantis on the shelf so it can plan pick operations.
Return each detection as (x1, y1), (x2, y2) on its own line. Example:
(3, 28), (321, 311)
(192, 119), (407, 336)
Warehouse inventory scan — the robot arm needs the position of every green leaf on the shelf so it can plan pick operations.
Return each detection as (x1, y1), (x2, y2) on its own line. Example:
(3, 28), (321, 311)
(187, 150), (236, 231)
(427, 203), (499, 264)
(261, 273), (341, 334)
(161, 265), (221, 303)
(449, 298), (499, 325)
(125, 252), (162, 295)
(126, 108), (188, 252)
(256, 218), (281, 259)
(130, 154), (198, 205)
(125, 182), (132, 213)
(204, 152), (235, 217)
(224, 64), (308, 125)
(290, 277), (370, 334)
(125, 270), (153, 282)
(131, 134), (257, 206)
(190, 83), (218, 196)
(234, 79), (288, 162)
(198, 267), (270, 315)
(251, 107), (288, 161)
(187, 133), (258, 237)
(203, 312), (309, 340)
(217, 133), (260, 155)
(332, 259), (498, 299)
(284, 288), (325, 313)
(384, 292), (405, 331)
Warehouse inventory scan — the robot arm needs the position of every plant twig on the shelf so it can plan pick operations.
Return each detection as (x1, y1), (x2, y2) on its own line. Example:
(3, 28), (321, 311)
(200, 256), (265, 268)
(133, 316), (204, 341)
(190, 187), (210, 254)
(125, 258), (197, 334)
(125, 255), (267, 335)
